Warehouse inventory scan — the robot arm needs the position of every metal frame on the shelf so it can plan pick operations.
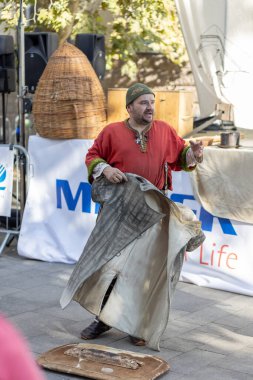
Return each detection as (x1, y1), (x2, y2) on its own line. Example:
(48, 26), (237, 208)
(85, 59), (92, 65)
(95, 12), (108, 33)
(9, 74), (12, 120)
(0, 144), (29, 255)
(0, 1), (29, 255)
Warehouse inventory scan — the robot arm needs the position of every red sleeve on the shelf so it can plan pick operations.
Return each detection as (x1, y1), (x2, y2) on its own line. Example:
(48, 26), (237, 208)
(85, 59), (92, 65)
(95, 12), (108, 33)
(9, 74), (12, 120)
(85, 126), (114, 182)
(85, 129), (106, 167)
(166, 125), (186, 171)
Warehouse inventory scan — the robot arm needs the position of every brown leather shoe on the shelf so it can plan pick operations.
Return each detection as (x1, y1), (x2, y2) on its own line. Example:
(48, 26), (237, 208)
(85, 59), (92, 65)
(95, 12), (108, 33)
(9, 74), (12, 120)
(81, 320), (111, 340)
(129, 335), (146, 346)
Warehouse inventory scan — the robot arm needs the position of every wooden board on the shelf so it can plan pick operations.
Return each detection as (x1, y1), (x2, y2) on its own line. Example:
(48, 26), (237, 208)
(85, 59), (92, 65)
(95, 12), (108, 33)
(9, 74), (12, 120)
(107, 88), (193, 137)
(37, 343), (170, 380)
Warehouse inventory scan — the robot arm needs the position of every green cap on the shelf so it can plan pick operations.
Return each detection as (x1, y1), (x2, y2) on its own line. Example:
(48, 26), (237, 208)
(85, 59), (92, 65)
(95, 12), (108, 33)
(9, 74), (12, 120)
(126, 83), (155, 106)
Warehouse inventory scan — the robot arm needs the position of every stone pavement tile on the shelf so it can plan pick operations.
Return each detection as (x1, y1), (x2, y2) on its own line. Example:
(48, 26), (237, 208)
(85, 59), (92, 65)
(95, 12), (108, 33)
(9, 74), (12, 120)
(184, 323), (241, 343)
(169, 309), (191, 321)
(213, 309), (253, 329)
(213, 346), (253, 375)
(29, 261), (74, 274)
(40, 302), (90, 323)
(212, 299), (249, 314)
(1, 253), (39, 269)
(171, 289), (216, 313)
(193, 332), (250, 355)
(178, 282), (231, 302)
(173, 365), (253, 380)
(237, 322), (253, 340)
(175, 281), (191, 290)
(172, 303), (235, 326)
(161, 320), (200, 340)
(46, 271), (74, 288)
(0, 293), (44, 317)
(0, 269), (63, 290)
(0, 285), (20, 297)
(158, 371), (185, 380)
(30, 333), (82, 355)
(1, 250), (73, 275)
(0, 259), (22, 272)
(163, 348), (225, 375)
(0, 260), (34, 278)
(180, 323), (243, 350)
(160, 336), (204, 353)
(8, 311), (51, 338)
(44, 370), (83, 380)
(221, 293), (253, 311)
(8, 311), (85, 341)
(8, 284), (64, 305)
(182, 323), (253, 354)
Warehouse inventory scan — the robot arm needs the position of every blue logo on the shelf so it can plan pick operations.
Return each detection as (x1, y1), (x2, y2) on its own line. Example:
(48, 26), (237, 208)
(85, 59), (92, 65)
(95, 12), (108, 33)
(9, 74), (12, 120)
(56, 179), (236, 236)
(56, 179), (100, 214)
(170, 193), (237, 236)
(0, 164), (7, 190)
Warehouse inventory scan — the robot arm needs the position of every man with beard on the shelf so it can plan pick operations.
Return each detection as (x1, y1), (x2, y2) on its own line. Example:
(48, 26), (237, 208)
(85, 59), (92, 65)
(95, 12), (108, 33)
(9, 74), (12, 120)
(63, 83), (204, 347)
(86, 83), (203, 189)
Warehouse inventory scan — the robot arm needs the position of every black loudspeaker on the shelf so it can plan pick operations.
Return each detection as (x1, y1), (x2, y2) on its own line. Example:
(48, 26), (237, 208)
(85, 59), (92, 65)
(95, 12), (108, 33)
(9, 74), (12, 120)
(25, 32), (59, 93)
(75, 34), (106, 79)
(0, 35), (16, 93)
(0, 69), (16, 93)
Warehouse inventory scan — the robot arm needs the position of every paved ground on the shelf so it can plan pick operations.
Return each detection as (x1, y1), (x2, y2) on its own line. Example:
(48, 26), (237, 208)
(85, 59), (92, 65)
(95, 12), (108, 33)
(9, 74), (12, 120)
(1, 242), (253, 380)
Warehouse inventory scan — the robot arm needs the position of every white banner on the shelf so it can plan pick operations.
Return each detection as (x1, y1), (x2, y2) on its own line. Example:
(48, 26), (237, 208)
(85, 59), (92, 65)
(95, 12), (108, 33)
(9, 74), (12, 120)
(0, 146), (14, 217)
(171, 171), (253, 296)
(18, 136), (253, 295)
(18, 136), (97, 263)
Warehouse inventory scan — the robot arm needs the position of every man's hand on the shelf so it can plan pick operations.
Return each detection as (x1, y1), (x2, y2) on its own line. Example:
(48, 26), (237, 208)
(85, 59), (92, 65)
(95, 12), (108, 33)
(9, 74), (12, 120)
(189, 140), (204, 163)
(103, 166), (128, 183)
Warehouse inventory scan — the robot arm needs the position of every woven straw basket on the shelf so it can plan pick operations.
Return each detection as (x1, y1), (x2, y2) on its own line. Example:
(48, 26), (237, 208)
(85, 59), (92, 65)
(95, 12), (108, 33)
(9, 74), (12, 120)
(32, 42), (106, 139)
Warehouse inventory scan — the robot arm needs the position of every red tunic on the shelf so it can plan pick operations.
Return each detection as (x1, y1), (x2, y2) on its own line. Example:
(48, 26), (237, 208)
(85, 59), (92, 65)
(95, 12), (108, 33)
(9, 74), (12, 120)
(85, 120), (186, 190)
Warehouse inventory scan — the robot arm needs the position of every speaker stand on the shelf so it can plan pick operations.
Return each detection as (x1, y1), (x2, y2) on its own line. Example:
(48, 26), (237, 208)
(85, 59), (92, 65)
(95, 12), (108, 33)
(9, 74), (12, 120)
(17, 0), (27, 219)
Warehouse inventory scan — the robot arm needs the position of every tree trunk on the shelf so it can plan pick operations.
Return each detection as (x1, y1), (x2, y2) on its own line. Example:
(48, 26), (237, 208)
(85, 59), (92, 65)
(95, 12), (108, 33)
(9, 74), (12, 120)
(58, 0), (80, 44)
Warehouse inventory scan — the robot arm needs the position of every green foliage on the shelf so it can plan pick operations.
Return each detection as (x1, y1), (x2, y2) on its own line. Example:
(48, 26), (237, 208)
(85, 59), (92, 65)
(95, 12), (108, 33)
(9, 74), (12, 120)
(37, 0), (73, 31)
(0, 0), (21, 29)
(97, 0), (187, 78)
(0, 0), (187, 79)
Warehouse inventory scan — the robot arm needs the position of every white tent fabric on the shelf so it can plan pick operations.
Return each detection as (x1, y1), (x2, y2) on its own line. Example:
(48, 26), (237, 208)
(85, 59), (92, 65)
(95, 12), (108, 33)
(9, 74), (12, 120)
(175, 0), (253, 129)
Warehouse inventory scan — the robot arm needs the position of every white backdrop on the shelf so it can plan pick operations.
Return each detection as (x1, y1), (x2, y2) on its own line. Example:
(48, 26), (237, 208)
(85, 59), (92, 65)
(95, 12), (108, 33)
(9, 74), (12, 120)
(172, 171), (253, 296)
(18, 137), (97, 263)
(18, 136), (253, 295)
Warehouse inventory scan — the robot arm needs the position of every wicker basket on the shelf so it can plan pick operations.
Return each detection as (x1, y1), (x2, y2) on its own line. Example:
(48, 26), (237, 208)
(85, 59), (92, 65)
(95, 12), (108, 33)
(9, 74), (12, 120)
(32, 42), (107, 139)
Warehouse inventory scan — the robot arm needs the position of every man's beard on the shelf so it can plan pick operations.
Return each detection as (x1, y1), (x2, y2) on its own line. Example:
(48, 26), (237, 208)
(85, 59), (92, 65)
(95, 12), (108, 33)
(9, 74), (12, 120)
(134, 112), (154, 125)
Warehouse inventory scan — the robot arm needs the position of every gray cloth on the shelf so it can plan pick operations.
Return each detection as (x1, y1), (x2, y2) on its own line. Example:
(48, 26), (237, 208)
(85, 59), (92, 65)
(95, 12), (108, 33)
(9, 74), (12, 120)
(60, 174), (205, 350)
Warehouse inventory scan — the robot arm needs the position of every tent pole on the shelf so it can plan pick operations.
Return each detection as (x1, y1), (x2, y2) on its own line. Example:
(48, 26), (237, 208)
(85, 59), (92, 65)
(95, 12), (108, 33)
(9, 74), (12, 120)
(17, 0), (26, 216)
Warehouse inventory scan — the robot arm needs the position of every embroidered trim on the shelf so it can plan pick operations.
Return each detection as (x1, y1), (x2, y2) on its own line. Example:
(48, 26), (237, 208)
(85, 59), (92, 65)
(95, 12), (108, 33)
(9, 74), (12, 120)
(180, 146), (196, 172)
(87, 158), (106, 183)
(125, 119), (152, 153)
(164, 162), (169, 190)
